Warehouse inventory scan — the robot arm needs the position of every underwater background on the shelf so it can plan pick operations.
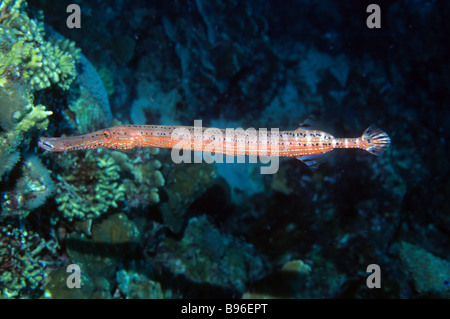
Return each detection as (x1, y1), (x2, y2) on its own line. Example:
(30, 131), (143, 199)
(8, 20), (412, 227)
(0, 0), (449, 298)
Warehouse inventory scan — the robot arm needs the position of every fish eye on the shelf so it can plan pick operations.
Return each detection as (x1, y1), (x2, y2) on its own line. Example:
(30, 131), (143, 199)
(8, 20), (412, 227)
(103, 130), (112, 139)
(367, 139), (371, 143)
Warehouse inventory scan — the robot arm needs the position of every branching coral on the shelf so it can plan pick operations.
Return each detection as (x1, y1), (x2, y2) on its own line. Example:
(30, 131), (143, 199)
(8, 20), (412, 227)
(54, 150), (126, 221)
(0, 0), (80, 91)
(0, 80), (52, 138)
(0, 0), (80, 184)
(53, 148), (164, 221)
(0, 223), (59, 298)
(109, 148), (164, 208)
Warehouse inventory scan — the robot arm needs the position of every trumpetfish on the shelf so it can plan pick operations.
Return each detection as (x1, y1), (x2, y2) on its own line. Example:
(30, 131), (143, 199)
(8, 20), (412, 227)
(38, 121), (390, 167)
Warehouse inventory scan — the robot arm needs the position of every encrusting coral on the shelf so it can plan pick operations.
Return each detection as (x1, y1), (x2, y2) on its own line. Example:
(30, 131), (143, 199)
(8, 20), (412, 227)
(0, 81), (51, 180)
(399, 241), (450, 298)
(1, 155), (54, 219)
(159, 162), (217, 233)
(64, 53), (113, 134)
(151, 215), (266, 292)
(115, 269), (165, 299)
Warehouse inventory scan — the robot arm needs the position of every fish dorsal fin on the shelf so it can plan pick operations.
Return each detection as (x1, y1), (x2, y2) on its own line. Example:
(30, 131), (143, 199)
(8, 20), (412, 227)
(296, 116), (335, 136)
(297, 117), (318, 130)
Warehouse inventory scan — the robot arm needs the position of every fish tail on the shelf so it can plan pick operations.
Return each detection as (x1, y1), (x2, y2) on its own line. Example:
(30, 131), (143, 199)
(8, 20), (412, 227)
(361, 125), (391, 156)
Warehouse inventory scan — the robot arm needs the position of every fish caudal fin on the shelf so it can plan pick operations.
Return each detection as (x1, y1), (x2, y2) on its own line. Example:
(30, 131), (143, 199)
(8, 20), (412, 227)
(362, 125), (391, 156)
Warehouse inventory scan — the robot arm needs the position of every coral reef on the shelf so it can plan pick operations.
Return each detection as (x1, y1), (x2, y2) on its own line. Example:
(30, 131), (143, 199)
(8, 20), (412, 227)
(0, 81), (51, 180)
(53, 150), (126, 221)
(0, 0), (448, 299)
(64, 53), (113, 134)
(110, 148), (164, 207)
(65, 213), (140, 283)
(0, 0), (79, 90)
(150, 215), (266, 293)
(399, 242), (450, 298)
(1, 155), (54, 219)
(116, 269), (164, 299)
(43, 214), (140, 299)
(130, 80), (181, 125)
(0, 223), (59, 298)
(242, 259), (312, 299)
(159, 162), (217, 233)
(160, 1), (282, 121)
(0, 82), (29, 131)
(42, 267), (111, 299)
(0, 0), (78, 191)
(52, 148), (164, 221)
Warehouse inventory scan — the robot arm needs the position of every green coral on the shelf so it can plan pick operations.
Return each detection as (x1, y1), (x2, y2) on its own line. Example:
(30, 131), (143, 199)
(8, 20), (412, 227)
(53, 147), (165, 221)
(0, 99), (52, 181)
(116, 269), (165, 299)
(0, 0), (80, 90)
(65, 213), (140, 284)
(0, 0), (80, 182)
(0, 224), (59, 298)
(42, 267), (111, 299)
(0, 128), (22, 179)
(54, 150), (126, 221)
(110, 148), (164, 207)
(0, 81), (52, 135)
(1, 155), (54, 220)
(43, 213), (141, 299)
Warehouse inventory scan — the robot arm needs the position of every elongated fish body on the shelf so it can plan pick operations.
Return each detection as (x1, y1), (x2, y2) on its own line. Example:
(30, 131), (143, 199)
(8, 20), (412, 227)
(38, 124), (390, 167)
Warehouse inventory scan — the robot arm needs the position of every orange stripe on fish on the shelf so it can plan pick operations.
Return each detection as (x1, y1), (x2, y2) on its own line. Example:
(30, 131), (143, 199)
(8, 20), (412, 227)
(38, 123), (390, 167)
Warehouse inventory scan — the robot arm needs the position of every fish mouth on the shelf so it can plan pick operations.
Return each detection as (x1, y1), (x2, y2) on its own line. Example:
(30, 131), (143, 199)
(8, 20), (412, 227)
(38, 138), (56, 151)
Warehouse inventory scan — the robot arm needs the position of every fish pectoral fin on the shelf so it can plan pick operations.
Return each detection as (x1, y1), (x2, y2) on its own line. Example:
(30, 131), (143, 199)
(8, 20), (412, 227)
(297, 152), (332, 169)
(297, 154), (322, 169)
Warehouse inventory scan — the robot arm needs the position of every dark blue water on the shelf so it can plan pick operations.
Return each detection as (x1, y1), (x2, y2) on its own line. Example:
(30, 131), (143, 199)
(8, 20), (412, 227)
(0, 0), (448, 299)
